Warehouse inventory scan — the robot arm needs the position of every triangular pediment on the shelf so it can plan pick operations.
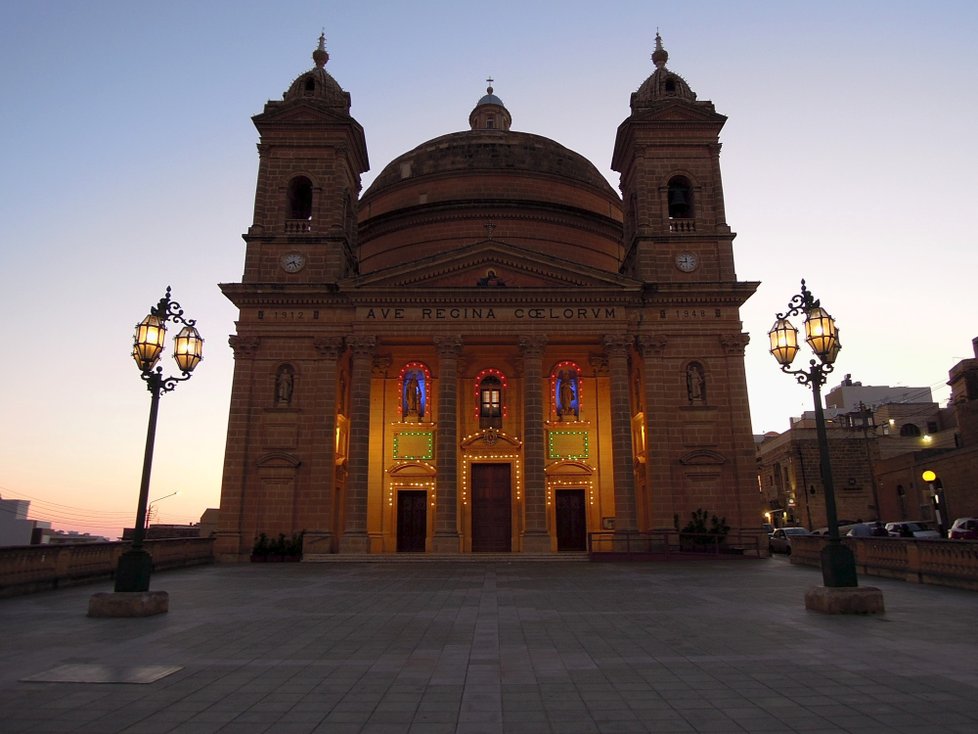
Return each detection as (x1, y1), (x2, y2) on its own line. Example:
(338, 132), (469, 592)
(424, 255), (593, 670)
(350, 239), (639, 291)
(631, 99), (726, 124)
(253, 100), (352, 126)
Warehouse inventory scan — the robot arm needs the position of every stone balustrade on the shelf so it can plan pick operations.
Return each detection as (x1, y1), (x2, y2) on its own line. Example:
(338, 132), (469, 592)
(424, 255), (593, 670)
(0, 538), (214, 598)
(791, 535), (978, 591)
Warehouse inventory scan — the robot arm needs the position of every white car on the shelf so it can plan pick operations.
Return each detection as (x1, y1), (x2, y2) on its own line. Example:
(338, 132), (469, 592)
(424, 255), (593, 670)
(885, 521), (941, 539)
(768, 527), (810, 555)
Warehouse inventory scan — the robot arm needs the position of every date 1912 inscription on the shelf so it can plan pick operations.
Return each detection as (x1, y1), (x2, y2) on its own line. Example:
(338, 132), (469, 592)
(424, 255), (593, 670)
(258, 311), (320, 321)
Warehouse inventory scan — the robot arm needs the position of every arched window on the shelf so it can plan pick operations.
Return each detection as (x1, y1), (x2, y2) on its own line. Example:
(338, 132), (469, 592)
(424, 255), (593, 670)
(479, 376), (503, 428)
(900, 423), (921, 437)
(287, 176), (313, 220)
(473, 369), (508, 429)
(667, 176), (693, 219)
(303, 77), (315, 94)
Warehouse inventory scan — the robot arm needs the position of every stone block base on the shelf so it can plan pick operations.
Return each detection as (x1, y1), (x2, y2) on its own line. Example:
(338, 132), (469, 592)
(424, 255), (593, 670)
(804, 585), (885, 615)
(521, 531), (553, 553)
(430, 534), (461, 553)
(88, 591), (169, 618)
(301, 531), (333, 555)
(337, 531), (371, 554)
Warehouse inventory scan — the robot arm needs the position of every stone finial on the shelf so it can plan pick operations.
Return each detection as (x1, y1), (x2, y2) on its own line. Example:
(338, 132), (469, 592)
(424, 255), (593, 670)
(651, 31), (668, 69)
(313, 31), (329, 68)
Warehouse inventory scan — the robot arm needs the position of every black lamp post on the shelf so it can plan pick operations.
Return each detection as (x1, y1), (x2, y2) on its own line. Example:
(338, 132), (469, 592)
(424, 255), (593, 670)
(769, 280), (857, 588)
(114, 287), (203, 593)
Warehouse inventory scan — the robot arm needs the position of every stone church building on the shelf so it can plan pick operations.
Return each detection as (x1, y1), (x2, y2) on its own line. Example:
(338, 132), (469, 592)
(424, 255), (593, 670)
(215, 34), (759, 559)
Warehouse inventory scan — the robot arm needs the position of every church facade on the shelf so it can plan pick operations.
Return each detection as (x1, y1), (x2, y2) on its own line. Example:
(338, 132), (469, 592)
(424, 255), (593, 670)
(215, 34), (760, 559)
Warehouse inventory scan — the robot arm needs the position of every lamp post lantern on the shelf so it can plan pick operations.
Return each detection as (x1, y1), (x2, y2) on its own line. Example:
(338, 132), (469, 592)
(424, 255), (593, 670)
(768, 279), (857, 588)
(114, 287), (203, 593)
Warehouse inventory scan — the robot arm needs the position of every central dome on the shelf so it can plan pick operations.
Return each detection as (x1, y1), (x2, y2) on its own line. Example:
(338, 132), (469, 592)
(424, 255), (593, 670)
(357, 87), (623, 275)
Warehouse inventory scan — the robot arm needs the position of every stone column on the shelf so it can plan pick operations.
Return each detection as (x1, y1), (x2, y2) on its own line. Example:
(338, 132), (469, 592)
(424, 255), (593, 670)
(302, 336), (343, 555)
(604, 334), (637, 532)
(339, 335), (375, 553)
(636, 334), (671, 529)
(519, 335), (550, 552)
(215, 335), (260, 561)
(719, 332), (754, 530)
(432, 335), (462, 552)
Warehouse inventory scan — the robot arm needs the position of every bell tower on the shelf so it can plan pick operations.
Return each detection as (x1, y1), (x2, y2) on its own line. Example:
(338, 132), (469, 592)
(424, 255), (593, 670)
(612, 33), (735, 284)
(216, 35), (368, 561)
(243, 33), (368, 283)
(613, 34), (759, 534)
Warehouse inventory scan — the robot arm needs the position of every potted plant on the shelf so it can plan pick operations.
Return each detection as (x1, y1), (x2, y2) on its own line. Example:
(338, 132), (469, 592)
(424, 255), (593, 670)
(677, 509), (730, 552)
(250, 532), (271, 562)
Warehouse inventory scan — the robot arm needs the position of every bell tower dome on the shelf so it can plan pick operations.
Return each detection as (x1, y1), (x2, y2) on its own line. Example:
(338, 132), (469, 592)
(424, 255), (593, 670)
(242, 33), (369, 283)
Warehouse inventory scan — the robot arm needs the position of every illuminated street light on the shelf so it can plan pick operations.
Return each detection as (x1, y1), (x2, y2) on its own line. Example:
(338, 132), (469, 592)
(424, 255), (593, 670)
(115, 287), (203, 594)
(768, 279), (857, 588)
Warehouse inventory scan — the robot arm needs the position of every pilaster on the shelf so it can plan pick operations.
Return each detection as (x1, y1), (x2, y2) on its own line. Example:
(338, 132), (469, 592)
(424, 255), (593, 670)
(302, 336), (343, 555)
(432, 335), (463, 552)
(339, 335), (375, 553)
(519, 336), (550, 552)
(605, 334), (637, 532)
(637, 334), (674, 530)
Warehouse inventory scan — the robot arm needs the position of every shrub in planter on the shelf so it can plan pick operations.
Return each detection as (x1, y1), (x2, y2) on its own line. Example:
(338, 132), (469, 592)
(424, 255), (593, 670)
(252, 531), (305, 561)
(251, 532), (271, 562)
(676, 509), (730, 551)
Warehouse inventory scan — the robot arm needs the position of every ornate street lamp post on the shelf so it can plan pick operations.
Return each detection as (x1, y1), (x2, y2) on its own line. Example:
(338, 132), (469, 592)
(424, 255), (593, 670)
(768, 280), (857, 588)
(114, 287), (203, 593)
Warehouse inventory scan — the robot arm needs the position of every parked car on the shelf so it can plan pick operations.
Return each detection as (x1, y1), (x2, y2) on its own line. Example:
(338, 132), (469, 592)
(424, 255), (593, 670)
(847, 521), (888, 537)
(948, 517), (978, 540)
(811, 520), (859, 536)
(768, 527), (810, 555)
(885, 521), (941, 539)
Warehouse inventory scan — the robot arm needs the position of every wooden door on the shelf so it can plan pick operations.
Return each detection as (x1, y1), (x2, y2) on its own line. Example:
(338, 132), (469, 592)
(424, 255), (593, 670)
(471, 463), (512, 552)
(555, 489), (587, 551)
(396, 491), (427, 552)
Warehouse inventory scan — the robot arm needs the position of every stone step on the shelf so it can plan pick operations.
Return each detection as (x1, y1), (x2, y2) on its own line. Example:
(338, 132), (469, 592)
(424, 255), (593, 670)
(302, 552), (590, 563)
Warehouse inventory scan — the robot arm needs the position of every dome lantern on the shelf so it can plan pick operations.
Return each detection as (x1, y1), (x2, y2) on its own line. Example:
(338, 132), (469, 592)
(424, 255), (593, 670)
(469, 78), (512, 131)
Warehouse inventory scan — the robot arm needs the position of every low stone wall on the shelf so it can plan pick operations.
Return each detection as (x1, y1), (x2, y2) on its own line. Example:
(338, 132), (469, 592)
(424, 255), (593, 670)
(0, 538), (215, 598)
(791, 536), (978, 591)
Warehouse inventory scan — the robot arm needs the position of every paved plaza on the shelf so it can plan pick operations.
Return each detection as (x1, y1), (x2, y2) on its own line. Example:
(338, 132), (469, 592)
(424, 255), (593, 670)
(1, 556), (976, 733)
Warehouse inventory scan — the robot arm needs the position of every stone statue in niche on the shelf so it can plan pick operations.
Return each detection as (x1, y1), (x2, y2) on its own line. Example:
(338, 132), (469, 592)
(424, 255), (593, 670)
(275, 365), (295, 405)
(403, 371), (423, 421)
(557, 369), (578, 421)
(686, 362), (706, 404)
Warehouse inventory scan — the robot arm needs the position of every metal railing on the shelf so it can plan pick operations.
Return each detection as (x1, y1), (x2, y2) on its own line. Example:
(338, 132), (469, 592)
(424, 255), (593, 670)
(587, 530), (764, 559)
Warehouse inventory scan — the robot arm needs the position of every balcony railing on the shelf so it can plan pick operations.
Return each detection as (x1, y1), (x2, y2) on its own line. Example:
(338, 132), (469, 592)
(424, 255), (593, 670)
(284, 219), (312, 234)
(588, 530), (764, 559)
(668, 218), (696, 233)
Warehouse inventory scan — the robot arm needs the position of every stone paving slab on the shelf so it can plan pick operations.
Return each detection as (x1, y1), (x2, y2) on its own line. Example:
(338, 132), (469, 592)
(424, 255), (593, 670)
(1, 557), (977, 733)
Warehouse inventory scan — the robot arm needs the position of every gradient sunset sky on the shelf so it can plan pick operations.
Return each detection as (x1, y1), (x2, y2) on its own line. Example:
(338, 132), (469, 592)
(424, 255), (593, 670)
(1, 1), (975, 540)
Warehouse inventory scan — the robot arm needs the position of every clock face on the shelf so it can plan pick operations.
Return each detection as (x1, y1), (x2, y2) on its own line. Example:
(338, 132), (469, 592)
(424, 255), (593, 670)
(280, 252), (306, 273)
(675, 252), (698, 272)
